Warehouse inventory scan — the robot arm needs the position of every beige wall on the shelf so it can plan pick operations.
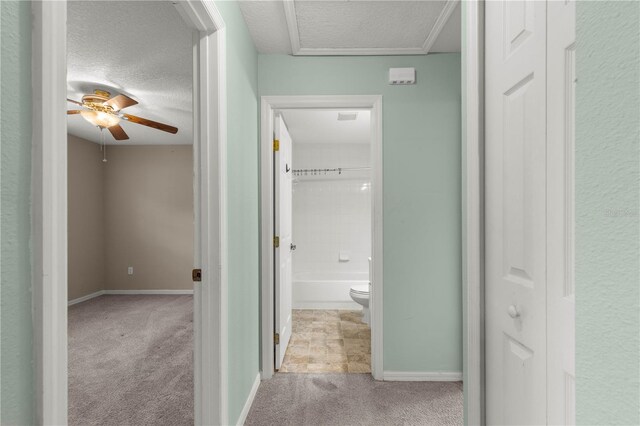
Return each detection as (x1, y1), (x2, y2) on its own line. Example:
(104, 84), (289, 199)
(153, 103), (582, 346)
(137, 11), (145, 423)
(68, 136), (194, 301)
(68, 135), (106, 300)
(104, 145), (194, 291)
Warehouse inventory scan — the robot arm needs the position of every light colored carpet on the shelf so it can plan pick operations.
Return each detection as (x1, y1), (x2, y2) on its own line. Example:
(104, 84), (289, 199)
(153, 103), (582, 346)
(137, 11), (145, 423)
(68, 295), (193, 426)
(245, 374), (463, 426)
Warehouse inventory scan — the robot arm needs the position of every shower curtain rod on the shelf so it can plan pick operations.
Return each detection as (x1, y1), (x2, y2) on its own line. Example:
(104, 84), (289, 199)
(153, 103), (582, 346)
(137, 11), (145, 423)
(292, 166), (371, 175)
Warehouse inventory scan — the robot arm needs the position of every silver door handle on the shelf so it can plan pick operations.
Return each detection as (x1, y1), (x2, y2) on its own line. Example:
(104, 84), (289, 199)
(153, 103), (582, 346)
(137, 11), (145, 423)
(290, 243), (297, 251)
(507, 305), (520, 319)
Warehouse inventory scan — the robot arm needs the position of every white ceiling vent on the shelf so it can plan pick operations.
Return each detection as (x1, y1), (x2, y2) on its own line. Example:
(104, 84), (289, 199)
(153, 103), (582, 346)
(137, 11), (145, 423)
(389, 67), (416, 85)
(337, 112), (358, 121)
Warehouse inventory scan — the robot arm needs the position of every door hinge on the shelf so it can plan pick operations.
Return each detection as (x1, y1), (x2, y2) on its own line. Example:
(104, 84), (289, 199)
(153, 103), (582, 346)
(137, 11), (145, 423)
(273, 236), (280, 248)
(274, 333), (280, 345)
(273, 139), (280, 152)
(192, 268), (202, 282)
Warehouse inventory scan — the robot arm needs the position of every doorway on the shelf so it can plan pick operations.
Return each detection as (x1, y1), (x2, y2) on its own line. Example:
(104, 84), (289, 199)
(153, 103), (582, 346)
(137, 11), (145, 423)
(273, 109), (373, 374)
(31, 1), (227, 424)
(260, 96), (384, 380)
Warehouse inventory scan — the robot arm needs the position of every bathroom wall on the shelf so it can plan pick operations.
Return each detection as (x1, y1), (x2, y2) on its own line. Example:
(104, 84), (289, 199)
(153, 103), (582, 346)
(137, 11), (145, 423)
(259, 53), (462, 374)
(293, 143), (371, 276)
(292, 143), (371, 308)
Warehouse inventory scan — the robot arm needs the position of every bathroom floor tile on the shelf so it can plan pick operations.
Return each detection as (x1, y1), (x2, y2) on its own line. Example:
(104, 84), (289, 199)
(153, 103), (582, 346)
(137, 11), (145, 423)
(279, 309), (371, 374)
(347, 362), (371, 373)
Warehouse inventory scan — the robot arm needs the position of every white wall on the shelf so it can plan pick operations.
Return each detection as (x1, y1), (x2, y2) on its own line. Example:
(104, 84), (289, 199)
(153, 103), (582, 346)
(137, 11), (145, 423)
(292, 142), (371, 308)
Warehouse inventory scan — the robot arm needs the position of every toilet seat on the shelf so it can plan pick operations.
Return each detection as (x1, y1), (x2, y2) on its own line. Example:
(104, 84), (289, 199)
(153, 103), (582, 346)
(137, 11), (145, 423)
(350, 284), (369, 295)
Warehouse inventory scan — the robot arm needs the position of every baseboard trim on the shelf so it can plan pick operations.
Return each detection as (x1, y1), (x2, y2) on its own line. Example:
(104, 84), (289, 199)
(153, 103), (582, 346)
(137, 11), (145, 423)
(383, 371), (463, 382)
(236, 373), (261, 425)
(68, 290), (106, 306)
(103, 289), (194, 295)
(293, 302), (362, 310)
(68, 289), (195, 305)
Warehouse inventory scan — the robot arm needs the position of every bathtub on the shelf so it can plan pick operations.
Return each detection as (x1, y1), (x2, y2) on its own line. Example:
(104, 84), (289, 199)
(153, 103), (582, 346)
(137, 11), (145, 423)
(292, 271), (369, 310)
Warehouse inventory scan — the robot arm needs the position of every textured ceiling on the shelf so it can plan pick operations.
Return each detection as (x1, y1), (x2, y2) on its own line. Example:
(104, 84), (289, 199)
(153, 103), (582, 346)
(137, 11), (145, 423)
(239, 0), (460, 55)
(280, 109), (371, 144)
(67, 1), (193, 145)
(295, 1), (442, 49)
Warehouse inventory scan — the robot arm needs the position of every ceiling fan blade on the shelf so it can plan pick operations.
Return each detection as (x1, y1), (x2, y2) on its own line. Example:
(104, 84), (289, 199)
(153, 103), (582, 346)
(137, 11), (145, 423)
(67, 98), (83, 106)
(108, 124), (129, 141)
(105, 94), (138, 111)
(67, 110), (83, 115)
(122, 113), (178, 134)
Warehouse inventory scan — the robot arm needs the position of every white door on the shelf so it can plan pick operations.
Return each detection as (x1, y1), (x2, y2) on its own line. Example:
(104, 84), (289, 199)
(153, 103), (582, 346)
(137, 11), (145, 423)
(274, 115), (293, 370)
(485, 1), (548, 424)
(547, 1), (576, 424)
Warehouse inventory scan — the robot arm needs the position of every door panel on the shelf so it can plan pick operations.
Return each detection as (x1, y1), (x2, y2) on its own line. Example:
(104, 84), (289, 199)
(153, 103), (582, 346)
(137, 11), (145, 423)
(547, 1), (576, 424)
(274, 115), (293, 370)
(485, 1), (547, 424)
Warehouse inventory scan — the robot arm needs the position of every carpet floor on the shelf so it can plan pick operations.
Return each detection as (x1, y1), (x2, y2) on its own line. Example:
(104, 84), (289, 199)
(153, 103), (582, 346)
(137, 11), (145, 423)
(68, 295), (193, 426)
(245, 374), (463, 426)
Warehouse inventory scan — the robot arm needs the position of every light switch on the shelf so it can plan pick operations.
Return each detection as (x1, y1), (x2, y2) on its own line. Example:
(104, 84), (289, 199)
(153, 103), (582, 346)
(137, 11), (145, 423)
(128, 266), (134, 275)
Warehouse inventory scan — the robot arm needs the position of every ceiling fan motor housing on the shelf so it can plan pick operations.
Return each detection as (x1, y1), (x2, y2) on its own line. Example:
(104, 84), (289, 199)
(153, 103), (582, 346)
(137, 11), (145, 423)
(82, 90), (114, 112)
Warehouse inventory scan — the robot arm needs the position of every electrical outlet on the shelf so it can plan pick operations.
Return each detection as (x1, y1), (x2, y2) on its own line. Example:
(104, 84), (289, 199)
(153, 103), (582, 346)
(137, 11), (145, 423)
(127, 266), (134, 275)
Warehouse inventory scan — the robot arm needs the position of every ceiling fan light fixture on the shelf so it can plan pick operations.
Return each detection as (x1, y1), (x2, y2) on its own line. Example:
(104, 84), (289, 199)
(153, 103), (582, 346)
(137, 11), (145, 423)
(80, 110), (120, 128)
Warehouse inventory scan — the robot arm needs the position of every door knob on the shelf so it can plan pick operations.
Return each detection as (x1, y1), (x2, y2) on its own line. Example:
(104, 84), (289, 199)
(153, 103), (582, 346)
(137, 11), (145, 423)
(507, 305), (520, 319)
(290, 243), (297, 251)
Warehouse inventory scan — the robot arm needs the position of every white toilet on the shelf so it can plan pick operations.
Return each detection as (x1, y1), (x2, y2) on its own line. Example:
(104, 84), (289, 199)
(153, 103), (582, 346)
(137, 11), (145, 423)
(349, 258), (372, 325)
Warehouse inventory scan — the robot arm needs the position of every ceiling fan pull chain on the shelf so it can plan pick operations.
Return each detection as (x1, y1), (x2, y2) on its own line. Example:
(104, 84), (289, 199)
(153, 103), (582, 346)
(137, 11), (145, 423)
(100, 128), (107, 163)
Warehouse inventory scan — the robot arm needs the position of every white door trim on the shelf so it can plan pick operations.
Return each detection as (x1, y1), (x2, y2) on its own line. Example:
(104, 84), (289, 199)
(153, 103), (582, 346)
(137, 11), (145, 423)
(31, 1), (228, 424)
(259, 95), (384, 380)
(463, 2), (485, 425)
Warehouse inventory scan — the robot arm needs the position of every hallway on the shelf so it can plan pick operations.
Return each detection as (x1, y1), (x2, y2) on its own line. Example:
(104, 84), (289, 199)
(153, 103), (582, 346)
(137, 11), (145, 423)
(245, 374), (463, 425)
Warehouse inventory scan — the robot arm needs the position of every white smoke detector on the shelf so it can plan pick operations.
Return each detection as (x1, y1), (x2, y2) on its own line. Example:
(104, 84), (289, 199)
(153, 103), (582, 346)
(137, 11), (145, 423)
(389, 67), (416, 85)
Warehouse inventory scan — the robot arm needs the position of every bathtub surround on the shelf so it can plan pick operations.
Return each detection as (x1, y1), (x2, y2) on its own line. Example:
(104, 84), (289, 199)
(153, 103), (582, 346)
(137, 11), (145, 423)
(292, 142), (371, 309)
(259, 54), (463, 375)
(280, 310), (371, 374)
(293, 272), (368, 310)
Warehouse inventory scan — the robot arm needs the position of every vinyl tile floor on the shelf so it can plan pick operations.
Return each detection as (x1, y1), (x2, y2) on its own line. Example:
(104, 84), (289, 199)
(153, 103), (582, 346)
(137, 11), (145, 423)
(279, 309), (371, 373)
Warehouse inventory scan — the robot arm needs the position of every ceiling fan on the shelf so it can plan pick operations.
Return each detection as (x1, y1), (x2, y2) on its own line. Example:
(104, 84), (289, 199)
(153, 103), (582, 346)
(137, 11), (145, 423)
(67, 89), (178, 140)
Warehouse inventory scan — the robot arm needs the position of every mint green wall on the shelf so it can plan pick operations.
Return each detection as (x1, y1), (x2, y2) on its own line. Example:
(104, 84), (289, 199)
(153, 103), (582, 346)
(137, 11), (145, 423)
(259, 54), (463, 373)
(576, 2), (640, 424)
(0, 1), (35, 424)
(460, 3), (469, 423)
(215, 2), (261, 424)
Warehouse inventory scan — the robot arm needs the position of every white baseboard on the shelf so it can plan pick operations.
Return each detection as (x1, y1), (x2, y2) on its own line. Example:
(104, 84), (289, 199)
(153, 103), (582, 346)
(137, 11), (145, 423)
(68, 289), (194, 305)
(68, 290), (105, 306)
(383, 371), (463, 382)
(293, 301), (362, 310)
(104, 289), (194, 295)
(236, 373), (261, 425)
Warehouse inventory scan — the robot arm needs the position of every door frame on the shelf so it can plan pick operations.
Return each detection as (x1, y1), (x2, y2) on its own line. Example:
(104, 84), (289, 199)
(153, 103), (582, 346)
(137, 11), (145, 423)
(259, 95), (384, 380)
(31, 1), (228, 424)
(463, 2), (485, 425)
